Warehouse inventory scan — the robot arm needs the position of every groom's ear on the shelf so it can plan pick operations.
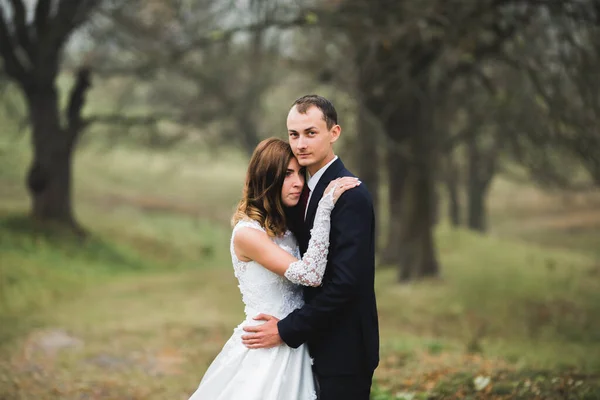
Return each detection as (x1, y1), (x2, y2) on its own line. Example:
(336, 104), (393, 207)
(330, 125), (341, 143)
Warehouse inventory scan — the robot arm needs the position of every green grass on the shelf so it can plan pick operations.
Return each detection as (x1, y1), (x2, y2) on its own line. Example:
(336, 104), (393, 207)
(376, 226), (600, 369)
(1, 140), (600, 398)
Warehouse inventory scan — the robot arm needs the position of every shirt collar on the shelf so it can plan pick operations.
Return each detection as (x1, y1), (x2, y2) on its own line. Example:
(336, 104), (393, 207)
(307, 156), (338, 192)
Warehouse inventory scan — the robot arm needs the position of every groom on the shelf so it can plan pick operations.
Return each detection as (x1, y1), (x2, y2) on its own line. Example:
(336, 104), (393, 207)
(242, 95), (379, 399)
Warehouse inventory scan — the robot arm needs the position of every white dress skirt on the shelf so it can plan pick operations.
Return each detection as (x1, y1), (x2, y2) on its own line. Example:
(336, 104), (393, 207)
(188, 222), (318, 400)
(188, 316), (316, 400)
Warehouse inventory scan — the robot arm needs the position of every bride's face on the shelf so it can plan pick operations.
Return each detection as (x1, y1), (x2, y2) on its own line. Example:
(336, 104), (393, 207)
(281, 158), (304, 207)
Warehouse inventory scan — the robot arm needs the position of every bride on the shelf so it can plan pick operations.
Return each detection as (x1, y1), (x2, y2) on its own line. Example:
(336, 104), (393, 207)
(188, 138), (359, 400)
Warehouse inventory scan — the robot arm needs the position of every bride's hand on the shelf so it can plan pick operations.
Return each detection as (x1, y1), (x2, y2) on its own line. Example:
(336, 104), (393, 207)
(324, 177), (361, 204)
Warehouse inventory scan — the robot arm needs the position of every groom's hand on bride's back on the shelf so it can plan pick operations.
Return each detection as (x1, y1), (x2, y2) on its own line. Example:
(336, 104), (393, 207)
(242, 314), (283, 349)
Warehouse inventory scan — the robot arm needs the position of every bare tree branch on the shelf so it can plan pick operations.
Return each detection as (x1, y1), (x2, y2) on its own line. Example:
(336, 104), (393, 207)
(0, 4), (28, 82)
(35, 0), (52, 37)
(101, 7), (307, 66)
(8, 0), (34, 61)
(44, 0), (101, 56)
(66, 67), (91, 141)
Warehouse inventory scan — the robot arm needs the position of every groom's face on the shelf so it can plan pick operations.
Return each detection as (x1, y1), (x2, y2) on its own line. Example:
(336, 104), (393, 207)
(287, 105), (340, 175)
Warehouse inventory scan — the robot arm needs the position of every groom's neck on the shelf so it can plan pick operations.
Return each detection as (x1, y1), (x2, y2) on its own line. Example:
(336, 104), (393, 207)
(308, 154), (336, 176)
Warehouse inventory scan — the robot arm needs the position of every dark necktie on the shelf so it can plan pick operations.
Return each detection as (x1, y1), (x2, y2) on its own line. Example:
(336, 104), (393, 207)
(300, 185), (311, 218)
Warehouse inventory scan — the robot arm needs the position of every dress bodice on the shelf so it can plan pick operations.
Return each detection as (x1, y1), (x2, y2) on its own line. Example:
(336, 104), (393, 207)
(230, 220), (304, 319)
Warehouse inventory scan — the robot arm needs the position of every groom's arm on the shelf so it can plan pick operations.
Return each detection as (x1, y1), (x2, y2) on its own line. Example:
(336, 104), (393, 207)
(277, 187), (373, 348)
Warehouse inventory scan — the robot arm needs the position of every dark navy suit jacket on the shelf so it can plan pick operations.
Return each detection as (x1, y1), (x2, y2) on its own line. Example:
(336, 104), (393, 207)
(278, 158), (379, 377)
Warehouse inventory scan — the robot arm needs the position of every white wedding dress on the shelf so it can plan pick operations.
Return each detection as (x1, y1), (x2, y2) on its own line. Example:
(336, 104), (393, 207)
(188, 191), (334, 400)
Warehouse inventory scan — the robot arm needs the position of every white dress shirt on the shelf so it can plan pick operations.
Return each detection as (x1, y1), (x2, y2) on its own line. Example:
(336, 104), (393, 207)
(304, 156), (338, 219)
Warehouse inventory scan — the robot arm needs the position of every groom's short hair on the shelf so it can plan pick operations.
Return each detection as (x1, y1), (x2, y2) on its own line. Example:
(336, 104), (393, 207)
(292, 95), (338, 130)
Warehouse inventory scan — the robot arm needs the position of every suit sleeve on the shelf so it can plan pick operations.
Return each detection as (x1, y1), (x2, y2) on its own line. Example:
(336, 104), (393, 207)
(278, 188), (373, 348)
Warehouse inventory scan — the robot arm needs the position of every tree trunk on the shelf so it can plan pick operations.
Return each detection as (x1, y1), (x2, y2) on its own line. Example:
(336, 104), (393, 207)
(25, 84), (77, 226)
(239, 114), (260, 156)
(356, 105), (380, 214)
(354, 36), (440, 281)
(397, 131), (439, 281)
(430, 181), (440, 226)
(466, 132), (496, 233)
(445, 154), (461, 227)
(448, 183), (461, 227)
(23, 67), (92, 233)
(467, 180), (487, 232)
(0, 0), (97, 232)
(374, 93), (440, 280)
(28, 144), (76, 225)
(380, 142), (408, 265)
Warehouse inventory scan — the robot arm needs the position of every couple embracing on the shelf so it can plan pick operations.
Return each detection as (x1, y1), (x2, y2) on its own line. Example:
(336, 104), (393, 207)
(188, 95), (379, 400)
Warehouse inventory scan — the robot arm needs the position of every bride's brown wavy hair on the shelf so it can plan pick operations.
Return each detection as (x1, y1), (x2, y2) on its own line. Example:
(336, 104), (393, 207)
(232, 138), (301, 237)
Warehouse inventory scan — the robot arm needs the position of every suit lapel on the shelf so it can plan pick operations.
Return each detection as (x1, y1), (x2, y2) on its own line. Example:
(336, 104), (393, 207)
(305, 158), (345, 231)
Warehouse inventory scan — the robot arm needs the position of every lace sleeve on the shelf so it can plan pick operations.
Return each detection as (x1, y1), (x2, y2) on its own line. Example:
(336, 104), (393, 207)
(284, 188), (335, 286)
